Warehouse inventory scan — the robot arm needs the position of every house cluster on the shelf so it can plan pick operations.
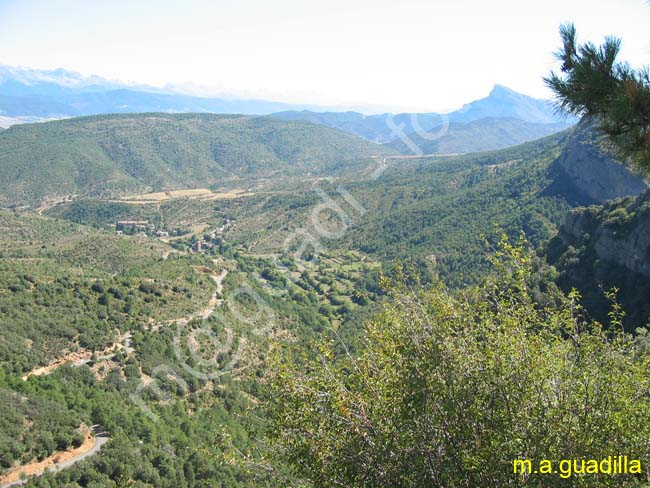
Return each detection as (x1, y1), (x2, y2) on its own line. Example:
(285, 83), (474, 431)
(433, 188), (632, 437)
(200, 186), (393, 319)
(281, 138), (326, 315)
(189, 218), (235, 253)
(191, 239), (214, 253)
(115, 217), (235, 250)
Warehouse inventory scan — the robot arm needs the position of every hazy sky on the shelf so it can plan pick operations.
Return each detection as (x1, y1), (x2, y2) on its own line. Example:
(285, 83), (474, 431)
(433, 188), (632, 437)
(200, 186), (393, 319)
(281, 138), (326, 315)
(1, 0), (649, 112)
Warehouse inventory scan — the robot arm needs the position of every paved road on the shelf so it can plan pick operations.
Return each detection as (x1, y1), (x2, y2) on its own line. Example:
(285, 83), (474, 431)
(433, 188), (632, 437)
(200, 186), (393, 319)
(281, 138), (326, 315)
(1, 434), (109, 488)
(52, 435), (109, 472)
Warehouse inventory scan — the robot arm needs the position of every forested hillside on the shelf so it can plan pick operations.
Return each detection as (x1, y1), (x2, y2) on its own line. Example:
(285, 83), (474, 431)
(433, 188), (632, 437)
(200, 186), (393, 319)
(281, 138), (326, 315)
(200, 130), (577, 285)
(0, 208), (384, 486)
(40, 122), (644, 289)
(2, 114), (648, 487)
(0, 210), (217, 374)
(3, 1), (650, 486)
(0, 113), (389, 207)
(384, 117), (570, 155)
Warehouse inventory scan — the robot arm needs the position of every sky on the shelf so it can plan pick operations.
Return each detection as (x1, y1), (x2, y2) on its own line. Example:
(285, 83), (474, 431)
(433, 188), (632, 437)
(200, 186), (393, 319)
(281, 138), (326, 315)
(1, 0), (649, 113)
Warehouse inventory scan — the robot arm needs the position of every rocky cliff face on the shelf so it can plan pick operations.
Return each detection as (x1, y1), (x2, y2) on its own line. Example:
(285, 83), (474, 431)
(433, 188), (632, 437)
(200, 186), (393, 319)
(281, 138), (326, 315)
(540, 117), (650, 327)
(558, 191), (650, 277)
(545, 117), (647, 205)
(546, 191), (650, 327)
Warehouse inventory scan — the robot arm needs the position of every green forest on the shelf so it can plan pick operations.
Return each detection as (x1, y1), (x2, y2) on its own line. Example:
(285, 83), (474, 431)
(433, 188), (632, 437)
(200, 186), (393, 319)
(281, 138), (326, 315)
(1, 8), (650, 488)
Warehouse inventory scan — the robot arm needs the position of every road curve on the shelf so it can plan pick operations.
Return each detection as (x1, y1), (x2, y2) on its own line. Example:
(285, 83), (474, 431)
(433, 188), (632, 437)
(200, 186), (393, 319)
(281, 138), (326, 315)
(0, 432), (109, 488)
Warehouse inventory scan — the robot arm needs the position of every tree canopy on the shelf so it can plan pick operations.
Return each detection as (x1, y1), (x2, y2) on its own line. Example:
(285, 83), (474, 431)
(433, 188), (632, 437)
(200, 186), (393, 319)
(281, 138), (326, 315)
(545, 23), (650, 170)
(269, 240), (650, 487)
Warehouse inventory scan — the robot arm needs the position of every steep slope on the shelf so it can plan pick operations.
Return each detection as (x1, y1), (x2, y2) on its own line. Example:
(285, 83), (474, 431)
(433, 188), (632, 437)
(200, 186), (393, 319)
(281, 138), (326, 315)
(546, 191), (650, 328)
(385, 117), (570, 154)
(543, 117), (647, 205)
(0, 113), (389, 207)
(540, 120), (649, 328)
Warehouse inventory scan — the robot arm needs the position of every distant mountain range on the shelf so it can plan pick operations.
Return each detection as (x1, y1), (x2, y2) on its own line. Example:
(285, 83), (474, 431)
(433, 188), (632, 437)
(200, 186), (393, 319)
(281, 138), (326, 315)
(0, 65), (577, 154)
(271, 85), (575, 146)
(0, 65), (321, 123)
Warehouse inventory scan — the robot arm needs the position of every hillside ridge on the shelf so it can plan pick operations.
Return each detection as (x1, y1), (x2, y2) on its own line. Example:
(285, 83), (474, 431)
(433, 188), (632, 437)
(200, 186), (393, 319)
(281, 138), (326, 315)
(0, 112), (389, 207)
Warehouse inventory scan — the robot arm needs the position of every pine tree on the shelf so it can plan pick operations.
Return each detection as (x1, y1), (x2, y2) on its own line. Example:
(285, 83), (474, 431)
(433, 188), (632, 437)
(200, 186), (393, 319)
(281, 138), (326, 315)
(545, 23), (650, 169)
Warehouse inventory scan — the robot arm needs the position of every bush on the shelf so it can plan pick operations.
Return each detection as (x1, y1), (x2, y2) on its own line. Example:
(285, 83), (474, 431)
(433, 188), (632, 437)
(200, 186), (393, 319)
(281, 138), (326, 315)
(270, 241), (650, 487)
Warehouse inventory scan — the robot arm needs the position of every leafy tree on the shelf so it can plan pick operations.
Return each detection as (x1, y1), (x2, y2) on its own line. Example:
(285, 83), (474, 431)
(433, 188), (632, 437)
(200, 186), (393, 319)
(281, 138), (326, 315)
(545, 23), (650, 169)
(269, 241), (650, 487)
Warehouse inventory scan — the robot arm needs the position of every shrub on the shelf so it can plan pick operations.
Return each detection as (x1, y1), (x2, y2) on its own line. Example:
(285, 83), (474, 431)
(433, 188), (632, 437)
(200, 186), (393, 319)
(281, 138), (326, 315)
(269, 241), (650, 487)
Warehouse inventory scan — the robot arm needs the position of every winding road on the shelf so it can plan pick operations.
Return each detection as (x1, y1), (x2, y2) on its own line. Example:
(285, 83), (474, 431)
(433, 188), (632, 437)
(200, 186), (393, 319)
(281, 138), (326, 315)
(5, 264), (228, 486)
(0, 428), (109, 488)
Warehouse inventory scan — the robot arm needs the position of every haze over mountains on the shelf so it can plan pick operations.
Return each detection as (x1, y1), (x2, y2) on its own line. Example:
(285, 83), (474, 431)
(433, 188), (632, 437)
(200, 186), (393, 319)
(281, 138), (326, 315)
(273, 85), (572, 140)
(0, 63), (648, 488)
(0, 65), (575, 155)
(0, 65), (308, 123)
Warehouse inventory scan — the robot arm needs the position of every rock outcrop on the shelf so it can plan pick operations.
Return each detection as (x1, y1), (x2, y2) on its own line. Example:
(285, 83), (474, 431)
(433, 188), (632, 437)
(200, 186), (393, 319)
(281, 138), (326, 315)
(545, 117), (647, 205)
(557, 191), (650, 278)
(546, 191), (650, 327)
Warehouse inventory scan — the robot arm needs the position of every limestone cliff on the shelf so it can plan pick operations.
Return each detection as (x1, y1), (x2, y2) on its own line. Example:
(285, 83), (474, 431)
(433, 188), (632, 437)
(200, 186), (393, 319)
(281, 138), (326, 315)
(546, 191), (650, 328)
(544, 117), (647, 205)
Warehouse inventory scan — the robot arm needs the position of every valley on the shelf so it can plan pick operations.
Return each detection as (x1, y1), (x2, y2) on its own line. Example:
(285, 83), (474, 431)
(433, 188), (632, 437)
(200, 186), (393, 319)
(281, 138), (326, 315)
(1, 110), (649, 486)
(38, 129), (580, 286)
(0, 66), (648, 488)
(2, 2), (650, 485)
(0, 184), (385, 485)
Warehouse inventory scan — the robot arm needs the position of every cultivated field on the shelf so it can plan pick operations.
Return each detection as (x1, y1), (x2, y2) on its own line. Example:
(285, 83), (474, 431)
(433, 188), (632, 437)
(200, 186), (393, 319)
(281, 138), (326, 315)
(111, 188), (254, 204)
